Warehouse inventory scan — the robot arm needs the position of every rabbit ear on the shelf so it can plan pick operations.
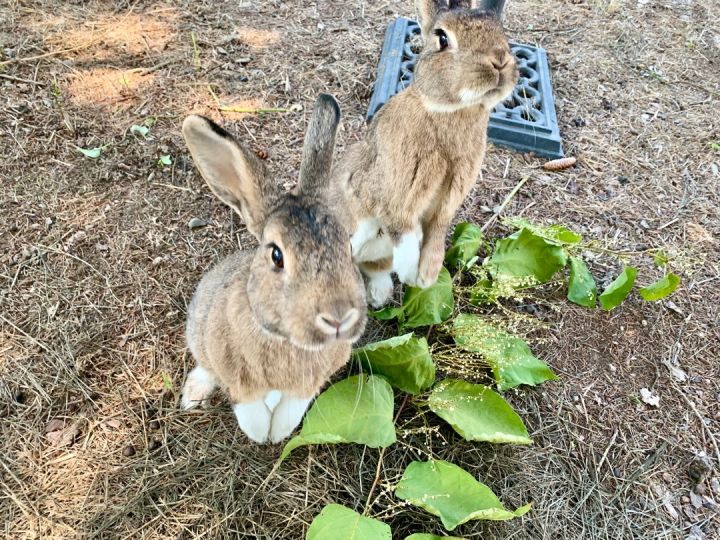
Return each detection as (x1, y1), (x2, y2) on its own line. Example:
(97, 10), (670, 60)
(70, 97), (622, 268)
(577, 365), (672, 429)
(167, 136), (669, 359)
(182, 115), (278, 239)
(474, 0), (506, 17)
(416, 0), (449, 41)
(296, 94), (341, 197)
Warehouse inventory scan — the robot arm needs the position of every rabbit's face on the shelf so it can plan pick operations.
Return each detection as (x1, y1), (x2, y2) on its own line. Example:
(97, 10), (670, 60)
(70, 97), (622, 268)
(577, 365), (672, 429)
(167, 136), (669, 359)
(414, 10), (518, 110)
(246, 196), (367, 351)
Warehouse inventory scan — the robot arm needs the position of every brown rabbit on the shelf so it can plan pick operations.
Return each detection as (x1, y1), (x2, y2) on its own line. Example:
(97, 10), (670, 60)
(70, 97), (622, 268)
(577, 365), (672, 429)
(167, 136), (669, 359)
(335, 0), (518, 307)
(180, 95), (367, 444)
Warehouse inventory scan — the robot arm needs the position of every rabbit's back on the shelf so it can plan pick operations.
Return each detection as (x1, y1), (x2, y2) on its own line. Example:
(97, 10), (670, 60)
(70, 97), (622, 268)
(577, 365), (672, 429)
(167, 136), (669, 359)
(337, 89), (490, 225)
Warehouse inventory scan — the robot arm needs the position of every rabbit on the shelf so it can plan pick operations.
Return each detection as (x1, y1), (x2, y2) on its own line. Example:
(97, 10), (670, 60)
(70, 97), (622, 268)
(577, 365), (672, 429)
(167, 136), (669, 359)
(334, 0), (518, 307)
(180, 94), (367, 444)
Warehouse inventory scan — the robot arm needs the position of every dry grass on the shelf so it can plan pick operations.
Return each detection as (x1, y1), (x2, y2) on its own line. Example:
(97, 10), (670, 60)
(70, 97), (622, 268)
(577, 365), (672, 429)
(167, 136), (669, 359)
(1, 0), (719, 538)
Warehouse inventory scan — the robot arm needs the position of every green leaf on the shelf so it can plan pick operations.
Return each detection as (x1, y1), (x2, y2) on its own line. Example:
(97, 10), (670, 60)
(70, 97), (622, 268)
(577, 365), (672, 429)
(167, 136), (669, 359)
(143, 116), (157, 127)
(371, 267), (454, 329)
(130, 124), (150, 139)
(599, 267), (637, 310)
(653, 251), (669, 267)
(452, 314), (557, 391)
(279, 374), (395, 462)
(503, 218), (582, 245)
(161, 372), (173, 391)
(428, 379), (531, 444)
(307, 504), (391, 540)
(639, 273), (680, 301)
(488, 228), (568, 283)
(401, 266), (454, 329)
(405, 535), (466, 540)
(78, 146), (103, 158)
(395, 460), (531, 530)
(369, 306), (404, 321)
(445, 222), (483, 269)
(567, 257), (597, 308)
(158, 154), (172, 166)
(352, 334), (435, 395)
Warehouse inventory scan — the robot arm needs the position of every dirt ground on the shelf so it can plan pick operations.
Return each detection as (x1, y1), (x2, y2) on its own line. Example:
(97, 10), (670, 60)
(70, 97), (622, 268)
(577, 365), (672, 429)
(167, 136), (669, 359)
(1, 0), (719, 538)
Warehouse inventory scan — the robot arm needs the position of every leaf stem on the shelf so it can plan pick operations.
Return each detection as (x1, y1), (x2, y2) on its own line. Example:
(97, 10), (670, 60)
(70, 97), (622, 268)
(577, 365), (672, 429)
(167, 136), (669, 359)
(480, 175), (529, 233)
(363, 394), (410, 515)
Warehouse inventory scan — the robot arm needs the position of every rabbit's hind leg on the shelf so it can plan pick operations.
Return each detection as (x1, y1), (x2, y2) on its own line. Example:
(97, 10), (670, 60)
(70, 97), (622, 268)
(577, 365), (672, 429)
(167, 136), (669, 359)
(181, 365), (218, 409)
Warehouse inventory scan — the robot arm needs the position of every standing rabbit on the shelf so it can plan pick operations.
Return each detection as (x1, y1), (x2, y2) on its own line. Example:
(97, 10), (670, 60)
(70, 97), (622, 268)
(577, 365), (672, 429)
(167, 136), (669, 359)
(180, 95), (367, 444)
(336, 0), (518, 307)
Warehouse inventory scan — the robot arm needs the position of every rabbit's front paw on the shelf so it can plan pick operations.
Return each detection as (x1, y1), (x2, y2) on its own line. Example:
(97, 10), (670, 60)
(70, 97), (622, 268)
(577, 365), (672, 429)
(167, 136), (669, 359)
(417, 249), (444, 289)
(181, 366), (217, 409)
(393, 232), (420, 285)
(367, 272), (394, 308)
(233, 400), (272, 443)
(269, 395), (313, 443)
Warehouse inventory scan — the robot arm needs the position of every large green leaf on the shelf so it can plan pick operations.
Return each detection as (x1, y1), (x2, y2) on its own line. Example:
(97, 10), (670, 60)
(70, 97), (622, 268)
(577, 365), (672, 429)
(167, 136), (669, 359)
(395, 460), (531, 530)
(370, 267), (454, 329)
(639, 273), (680, 301)
(503, 217), (582, 245)
(452, 314), (557, 391)
(488, 228), (568, 283)
(402, 266), (454, 328)
(352, 334), (436, 395)
(445, 222), (483, 270)
(307, 504), (391, 540)
(567, 256), (597, 308)
(599, 267), (637, 310)
(428, 379), (532, 444)
(405, 535), (466, 540)
(279, 375), (396, 461)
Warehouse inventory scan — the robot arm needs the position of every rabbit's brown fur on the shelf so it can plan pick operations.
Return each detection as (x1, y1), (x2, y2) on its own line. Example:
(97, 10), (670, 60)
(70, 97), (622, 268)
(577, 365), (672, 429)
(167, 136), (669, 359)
(335, 0), (518, 306)
(181, 95), (366, 443)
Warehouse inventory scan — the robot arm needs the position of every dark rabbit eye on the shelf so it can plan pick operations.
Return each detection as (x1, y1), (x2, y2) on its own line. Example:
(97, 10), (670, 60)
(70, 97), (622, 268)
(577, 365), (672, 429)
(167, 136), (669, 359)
(270, 244), (284, 269)
(435, 29), (449, 50)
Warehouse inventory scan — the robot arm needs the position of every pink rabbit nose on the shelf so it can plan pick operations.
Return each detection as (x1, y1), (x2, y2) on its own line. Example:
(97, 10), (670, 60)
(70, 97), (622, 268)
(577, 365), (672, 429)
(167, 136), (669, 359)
(316, 308), (360, 336)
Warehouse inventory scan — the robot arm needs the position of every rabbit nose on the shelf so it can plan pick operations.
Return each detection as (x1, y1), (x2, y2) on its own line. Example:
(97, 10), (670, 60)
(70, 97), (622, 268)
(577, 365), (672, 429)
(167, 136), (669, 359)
(315, 308), (360, 336)
(492, 58), (509, 71)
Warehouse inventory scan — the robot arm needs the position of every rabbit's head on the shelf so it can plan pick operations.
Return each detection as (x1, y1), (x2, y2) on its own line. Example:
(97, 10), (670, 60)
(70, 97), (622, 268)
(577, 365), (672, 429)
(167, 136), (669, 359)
(182, 95), (367, 351)
(414, 0), (518, 111)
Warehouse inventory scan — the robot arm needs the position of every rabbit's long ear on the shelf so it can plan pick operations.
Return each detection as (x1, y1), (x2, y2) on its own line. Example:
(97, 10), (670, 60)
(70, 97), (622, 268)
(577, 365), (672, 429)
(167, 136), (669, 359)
(416, 0), (448, 41)
(182, 115), (278, 239)
(474, 0), (506, 17)
(296, 94), (340, 197)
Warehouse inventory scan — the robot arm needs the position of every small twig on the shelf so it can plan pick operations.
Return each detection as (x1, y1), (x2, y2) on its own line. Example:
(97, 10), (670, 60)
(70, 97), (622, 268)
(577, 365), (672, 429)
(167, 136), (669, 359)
(669, 379), (720, 467)
(190, 31), (201, 69)
(363, 394), (410, 515)
(0, 73), (46, 86)
(218, 106), (290, 114)
(480, 175), (529, 233)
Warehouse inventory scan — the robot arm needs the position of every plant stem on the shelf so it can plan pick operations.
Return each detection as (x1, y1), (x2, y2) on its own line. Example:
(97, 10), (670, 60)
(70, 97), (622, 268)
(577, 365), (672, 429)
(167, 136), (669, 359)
(363, 394), (410, 515)
(480, 175), (529, 233)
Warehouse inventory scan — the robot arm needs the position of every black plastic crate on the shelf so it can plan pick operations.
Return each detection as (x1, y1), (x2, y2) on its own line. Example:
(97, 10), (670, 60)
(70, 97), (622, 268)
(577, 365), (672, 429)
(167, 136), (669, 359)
(367, 18), (564, 159)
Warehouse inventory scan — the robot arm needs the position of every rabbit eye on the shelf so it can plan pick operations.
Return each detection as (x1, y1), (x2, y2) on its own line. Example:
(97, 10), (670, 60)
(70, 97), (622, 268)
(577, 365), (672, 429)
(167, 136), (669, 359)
(434, 29), (449, 50)
(270, 244), (284, 269)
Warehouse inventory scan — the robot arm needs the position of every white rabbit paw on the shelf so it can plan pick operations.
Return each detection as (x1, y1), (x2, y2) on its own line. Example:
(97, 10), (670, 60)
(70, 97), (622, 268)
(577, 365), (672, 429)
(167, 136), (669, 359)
(180, 366), (217, 409)
(233, 400), (272, 443)
(269, 395), (313, 443)
(393, 232), (420, 286)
